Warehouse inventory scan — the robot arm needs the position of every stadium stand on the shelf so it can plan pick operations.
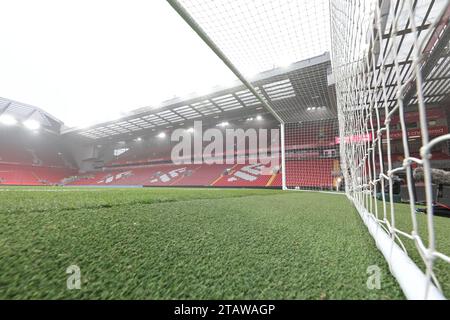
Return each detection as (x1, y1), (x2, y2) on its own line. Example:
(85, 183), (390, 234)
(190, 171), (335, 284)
(65, 162), (280, 187)
(0, 164), (75, 186)
(0, 126), (73, 166)
(0, 126), (76, 185)
(2, 114), (448, 189)
(284, 159), (335, 188)
(0, 86), (447, 191)
(212, 162), (280, 187)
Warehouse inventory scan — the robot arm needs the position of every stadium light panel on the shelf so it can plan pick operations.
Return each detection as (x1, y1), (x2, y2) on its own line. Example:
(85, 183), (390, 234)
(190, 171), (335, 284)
(23, 119), (40, 130)
(0, 114), (18, 126)
(256, 115), (263, 121)
(217, 121), (229, 127)
(186, 127), (194, 133)
(157, 132), (166, 138)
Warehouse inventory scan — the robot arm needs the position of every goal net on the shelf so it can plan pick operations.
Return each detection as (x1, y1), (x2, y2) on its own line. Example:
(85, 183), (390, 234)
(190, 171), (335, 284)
(167, 0), (450, 299)
(284, 120), (340, 191)
(331, 0), (450, 299)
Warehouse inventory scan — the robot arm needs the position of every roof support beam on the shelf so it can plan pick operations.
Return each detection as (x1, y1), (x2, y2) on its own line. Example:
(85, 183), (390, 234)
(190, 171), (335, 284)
(381, 24), (431, 39)
(404, 10), (450, 106)
(0, 102), (11, 117)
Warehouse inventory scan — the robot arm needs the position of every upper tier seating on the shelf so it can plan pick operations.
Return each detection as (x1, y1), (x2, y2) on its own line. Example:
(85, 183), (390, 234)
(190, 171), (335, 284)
(0, 127), (74, 168)
(0, 126), (77, 185)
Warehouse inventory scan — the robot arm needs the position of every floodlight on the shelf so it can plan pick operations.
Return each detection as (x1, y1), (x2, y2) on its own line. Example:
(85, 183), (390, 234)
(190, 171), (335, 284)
(186, 127), (194, 133)
(23, 119), (40, 130)
(157, 132), (166, 138)
(256, 115), (263, 121)
(217, 121), (229, 127)
(0, 114), (18, 126)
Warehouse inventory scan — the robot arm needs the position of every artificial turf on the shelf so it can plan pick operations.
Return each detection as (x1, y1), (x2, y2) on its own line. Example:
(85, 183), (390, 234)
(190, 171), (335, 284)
(0, 186), (448, 299)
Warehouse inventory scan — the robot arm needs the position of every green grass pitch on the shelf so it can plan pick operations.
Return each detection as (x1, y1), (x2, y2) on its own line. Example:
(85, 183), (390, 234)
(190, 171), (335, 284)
(0, 186), (448, 299)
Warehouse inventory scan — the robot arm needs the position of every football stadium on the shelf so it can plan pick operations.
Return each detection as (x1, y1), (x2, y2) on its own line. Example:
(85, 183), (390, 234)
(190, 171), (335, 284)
(0, 0), (449, 302)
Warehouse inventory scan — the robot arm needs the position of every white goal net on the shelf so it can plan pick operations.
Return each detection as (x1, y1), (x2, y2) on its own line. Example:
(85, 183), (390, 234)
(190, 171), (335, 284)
(284, 120), (340, 191)
(331, 0), (450, 299)
(167, 0), (450, 299)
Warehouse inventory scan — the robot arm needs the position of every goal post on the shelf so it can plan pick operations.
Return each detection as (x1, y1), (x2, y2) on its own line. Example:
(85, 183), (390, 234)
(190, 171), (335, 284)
(166, 0), (289, 192)
(167, 0), (450, 299)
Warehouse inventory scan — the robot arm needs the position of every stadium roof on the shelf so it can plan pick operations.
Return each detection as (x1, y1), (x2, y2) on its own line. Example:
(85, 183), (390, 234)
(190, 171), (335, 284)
(330, 0), (450, 111)
(63, 53), (337, 140)
(0, 97), (63, 132)
(367, 0), (450, 109)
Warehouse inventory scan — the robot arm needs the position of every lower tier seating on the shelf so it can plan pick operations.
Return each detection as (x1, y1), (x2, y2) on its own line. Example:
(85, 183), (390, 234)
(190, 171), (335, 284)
(66, 161), (284, 188)
(0, 160), (338, 189)
(0, 164), (76, 186)
(285, 159), (336, 188)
